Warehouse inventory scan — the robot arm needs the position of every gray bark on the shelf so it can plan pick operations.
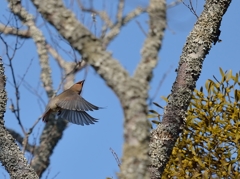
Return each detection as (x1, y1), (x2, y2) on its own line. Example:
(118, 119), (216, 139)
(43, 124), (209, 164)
(149, 0), (232, 178)
(119, 1), (166, 178)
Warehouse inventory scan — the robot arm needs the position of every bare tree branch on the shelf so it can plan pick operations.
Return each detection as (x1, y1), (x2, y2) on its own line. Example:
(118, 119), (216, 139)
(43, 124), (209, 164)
(30, 0), (130, 99)
(7, 0), (53, 98)
(77, 0), (146, 47)
(0, 23), (31, 37)
(102, 7), (146, 47)
(7, 128), (35, 154)
(0, 57), (38, 178)
(0, 31), (26, 136)
(5, 1), (72, 177)
(77, 0), (113, 28)
(46, 44), (87, 73)
(46, 44), (87, 91)
(22, 117), (41, 154)
(29, 58), (75, 177)
(116, 0), (125, 22)
(134, 0), (166, 86)
(1, 2), (88, 176)
(182, 0), (199, 18)
(21, 79), (46, 107)
(0, 24), (83, 77)
(167, 0), (182, 8)
(135, 20), (148, 36)
(117, 1), (167, 178)
(31, 120), (68, 176)
(149, 0), (232, 178)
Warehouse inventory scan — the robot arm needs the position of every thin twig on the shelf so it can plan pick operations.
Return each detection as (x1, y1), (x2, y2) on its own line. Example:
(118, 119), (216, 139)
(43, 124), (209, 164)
(102, 7), (146, 46)
(110, 147), (121, 167)
(116, 0), (125, 22)
(136, 20), (147, 36)
(77, 0), (113, 27)
(182, 0), (199, 18)
(167, 0), (182, 8)
(51, 172), (60, 179)
(22, 117), (41, 153)
(18, 58), (33, 87)
(0, 28), (26, 136)
(29, 125), (41, 164)
(21, 79), (46, 107)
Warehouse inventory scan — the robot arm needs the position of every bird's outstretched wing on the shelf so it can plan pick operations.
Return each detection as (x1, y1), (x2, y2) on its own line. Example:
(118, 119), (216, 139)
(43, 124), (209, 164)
(58, 109), (98, 125)
(56, 93), (100, 111)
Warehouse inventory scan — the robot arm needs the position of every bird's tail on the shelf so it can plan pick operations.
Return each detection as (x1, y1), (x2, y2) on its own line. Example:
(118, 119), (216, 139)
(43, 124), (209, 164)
(42, 109), (52, 122)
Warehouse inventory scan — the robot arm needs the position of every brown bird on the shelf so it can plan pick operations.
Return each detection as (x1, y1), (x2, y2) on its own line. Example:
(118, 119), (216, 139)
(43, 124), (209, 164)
(42, 80), (101, 125)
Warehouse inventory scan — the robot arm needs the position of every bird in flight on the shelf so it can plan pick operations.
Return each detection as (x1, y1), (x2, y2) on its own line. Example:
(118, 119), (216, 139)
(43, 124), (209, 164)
(42, 80), (101, 125)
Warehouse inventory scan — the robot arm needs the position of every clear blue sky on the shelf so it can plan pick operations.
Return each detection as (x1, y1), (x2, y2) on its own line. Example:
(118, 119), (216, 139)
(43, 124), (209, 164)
(0, 0), (239, 178)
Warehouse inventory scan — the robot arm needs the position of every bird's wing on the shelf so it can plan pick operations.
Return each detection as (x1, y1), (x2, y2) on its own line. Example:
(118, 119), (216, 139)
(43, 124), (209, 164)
(56, 93), (100, 111)
(58, 109), (98, 125)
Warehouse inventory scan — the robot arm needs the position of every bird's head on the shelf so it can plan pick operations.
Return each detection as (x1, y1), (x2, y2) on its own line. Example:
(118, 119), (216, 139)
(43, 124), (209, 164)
(70, 80), (85, 94)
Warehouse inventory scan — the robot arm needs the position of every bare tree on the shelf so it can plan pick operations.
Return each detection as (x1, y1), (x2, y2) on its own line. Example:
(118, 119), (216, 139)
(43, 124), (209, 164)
(0, 0), (232, 179)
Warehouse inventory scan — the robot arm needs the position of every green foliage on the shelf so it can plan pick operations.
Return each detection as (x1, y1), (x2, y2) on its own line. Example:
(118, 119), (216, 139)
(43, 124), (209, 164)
(151, 68), (240, 178)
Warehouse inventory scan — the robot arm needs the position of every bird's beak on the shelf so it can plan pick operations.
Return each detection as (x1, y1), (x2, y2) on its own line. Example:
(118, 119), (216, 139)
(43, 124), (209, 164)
(76, 80), (85, 85)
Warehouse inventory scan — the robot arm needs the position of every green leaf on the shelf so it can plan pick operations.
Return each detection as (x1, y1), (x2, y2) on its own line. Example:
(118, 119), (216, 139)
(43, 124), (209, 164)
(226, 69), (232, 82)
(161, 96), (168, 102)
(219, 67), (225, 77)
(147, 114), (159, 119)
(152, 120), (161, 125)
